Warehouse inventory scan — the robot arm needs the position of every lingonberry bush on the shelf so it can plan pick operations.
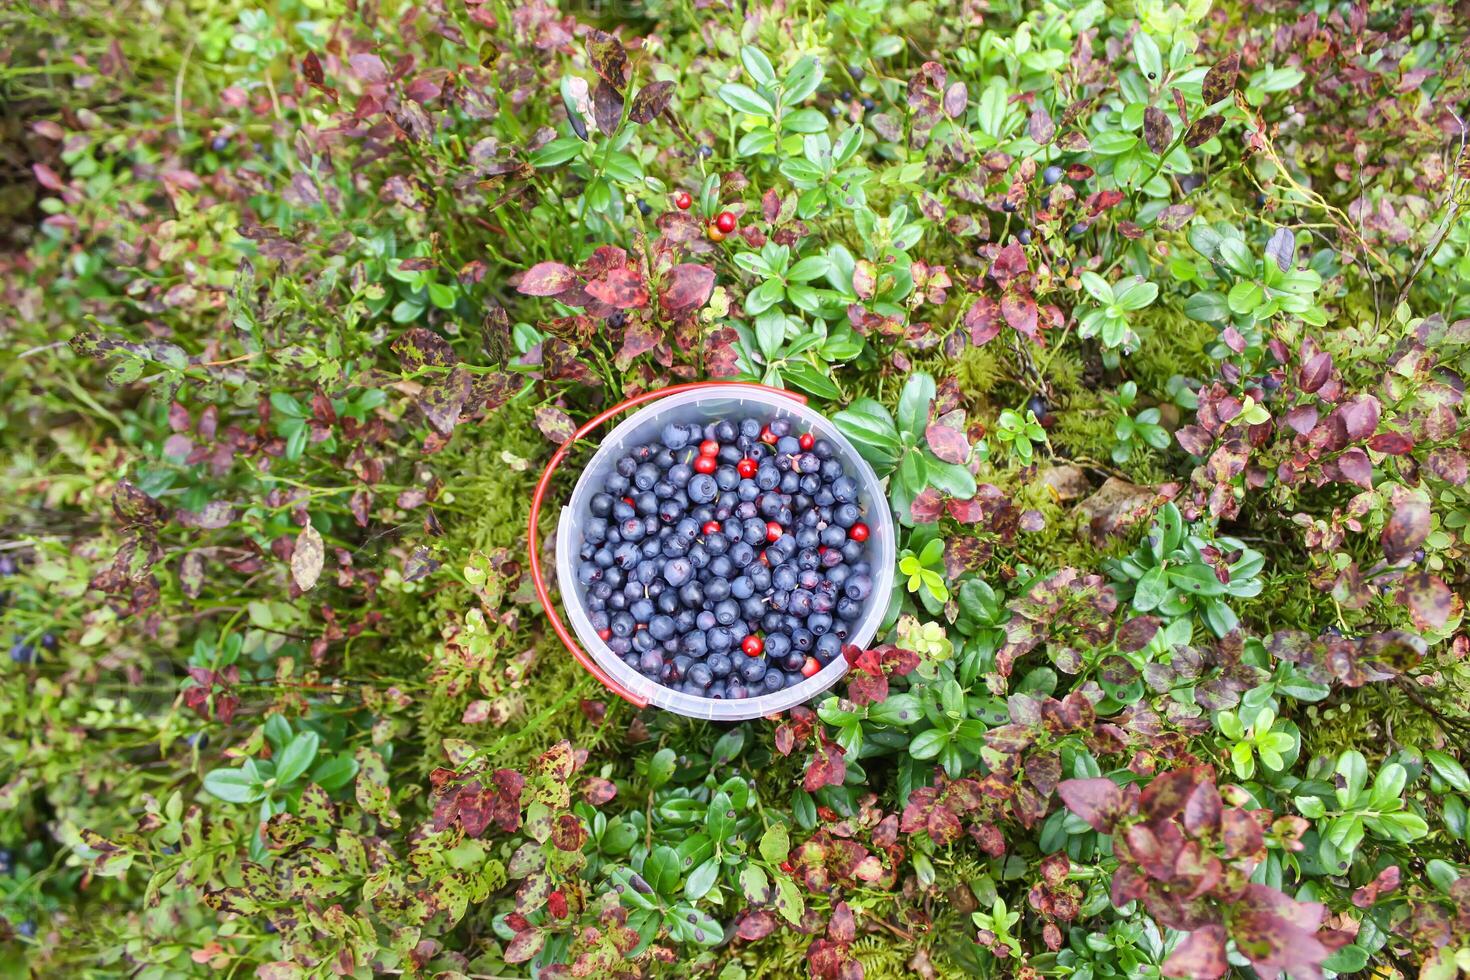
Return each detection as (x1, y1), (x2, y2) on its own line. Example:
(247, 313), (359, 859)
(1, 0), (1468, 976)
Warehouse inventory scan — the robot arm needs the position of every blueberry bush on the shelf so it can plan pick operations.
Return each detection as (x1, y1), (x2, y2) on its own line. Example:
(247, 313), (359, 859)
(1, 0), (1469, 976)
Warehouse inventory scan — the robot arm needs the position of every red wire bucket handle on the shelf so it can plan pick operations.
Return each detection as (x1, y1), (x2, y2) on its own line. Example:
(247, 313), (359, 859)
(528, 381), (809, 708)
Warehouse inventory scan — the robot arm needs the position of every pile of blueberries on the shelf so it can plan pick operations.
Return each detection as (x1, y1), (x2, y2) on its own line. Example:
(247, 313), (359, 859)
(572, 415), (876, 700)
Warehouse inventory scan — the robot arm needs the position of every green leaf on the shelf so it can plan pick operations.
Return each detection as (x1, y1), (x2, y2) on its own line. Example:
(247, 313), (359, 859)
(685, 857), (720, 901)
(1079, 271), (1114, 305)
(782, 108), (829, 133)
(1294, 795), (1327, 819)
(833, 399), (901, 470)
(1184, 291), (1230, 322)
(1133, 31), (1163, 82)
(741, 47), (776, 88)
(1133, 565), (1169, 612)
(203, 768), (264, 804)
(782, 361), (841, 400)
(897, 372), (936, 441)
(1426, 750), (1470, 793)
(741, 864), (770, 902)
(1168, 563), (1227, 596)
(718, 83), (775, 117)
(644, 845), (682, 896)
(1217, 237), (1256, 277)
(310, 754), (359, 792)
(275, 731), (321, 786)
(787, 255), (830, 282)
(1336, 750), (1368, 807)
(648, 747), (677, 788)
(759, 823), (790, 864)
(909, 728), (948, 760)
(705, 791), (737, 843)
(1227, 279), (1265, 314)
(774, 873), (805, 924)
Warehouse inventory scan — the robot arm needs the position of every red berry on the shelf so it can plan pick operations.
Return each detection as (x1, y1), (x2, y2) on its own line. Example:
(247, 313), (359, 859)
(673, 191), (692, 210)
(714, 210), (737, 234)
(694, 455), (717, 474)
(799, 432), (815, 450)
(801, 656), (821, 678)
(741, 635), (764, 657)
(759, 550), (769, 565)
(699, 439), (720, 457)
(766, 521), (783, 542)
(707, 224), (726, 242)
(597, 628), (612, 641)
(760, 427), (777, 445)
(737, 458), (757, 478)
(622, 496), (636, 506)
(702, 520), (721, 535)
(849, 522), (870, 542)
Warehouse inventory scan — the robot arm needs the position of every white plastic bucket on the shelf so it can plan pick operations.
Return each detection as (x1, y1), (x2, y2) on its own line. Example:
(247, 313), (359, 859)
(554, 385), (895, 720)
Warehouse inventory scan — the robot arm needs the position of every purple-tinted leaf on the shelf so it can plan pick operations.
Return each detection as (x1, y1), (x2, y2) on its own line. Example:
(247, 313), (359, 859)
(591, 79), (624, 136)
(1335, 394), (1381, 441)
(348, 53), (387, 84)
(1283, 405), (1318, 435)
(1425, 448), (1468, 484)
(1299, 352), (1332, 393)
(1184, 116), (1223, 148)
(628, 80), (674, 124)
(1057, 778), (1127, 834)
(518, 262), (578, 296)
(533, 405), (576, 445)
(1001, 292), (1040, 342)
(1201, 53), (1240, 105)
(804, 734), (846, 792)
(1163, 925), (1228, 980)
(1403, 571), (1454, 630)
(1028, 105), (1055, 144)
(1143, 107), (1174, 154)
(1264, 227), (1296, 271)
(1381, 497), (1429, 562)
(943, 82), (968, 119)
(585, 30), (627, 89)
(910, 487), (943, 524)
(1176, 425), (1213, 456)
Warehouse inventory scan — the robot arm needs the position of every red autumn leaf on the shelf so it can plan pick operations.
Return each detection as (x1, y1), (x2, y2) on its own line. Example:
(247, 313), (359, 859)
(848, 669), (889, 706)
(910, 487), (943, 524)
(32, 163), (64, 191)
(942, 82), (968, 119)
(737, 909), (777, 941)
(584, 30), (627, 88)
(804, 734), (846, 793)
(1351, 865), (1401, 908)
(551, 813), (588, 851)
(659, 264), (716, 311)
(925, 423), (969, 464)
(518, 262), (578, 296)
(585, 267), (650, 309)
(1201, 53), (1241, 105)
(1162, 924), (1228, 980)
(1299, 351), (1332, 392)
(1001, 291), (1040, 342)
(1028, 105), (1055, 144)
(964, 294), (1003, 346)
(704, 326), (743, 377)
(1367, 431), (1413, 455)
(614, 319), (660, 369)
(1056, 778), (1128, 834)
(990, 243), (1029, 287)
(1335, 394), (1381, 441)
(582, 777), (617, 805)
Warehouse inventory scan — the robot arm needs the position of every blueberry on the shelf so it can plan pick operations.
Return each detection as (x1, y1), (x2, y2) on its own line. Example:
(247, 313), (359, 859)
(708, 653), (733, 678)
(688, 663), (713, 688)
(845, 574), (873, 601)
(763, 671), (786, 694)
(211, 135), (230, 151)
(9, 640), (34, 665)
(739, 657), (766, 682)
(816, 633), (843, 659)
(186, 732), (209, 750)
(662, 557), (693, 588)
(832, 477), (858, 503)
(1043, 165), (1064, 185)
(638, 199), (653, 215)
(687, 474), (718, 504)
(1001, 200), (1016, 213)
(1018, 228), (1033, 245)
(634, 462), (660, 490)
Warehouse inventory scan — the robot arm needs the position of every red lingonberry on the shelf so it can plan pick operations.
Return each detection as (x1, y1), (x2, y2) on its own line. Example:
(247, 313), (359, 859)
(766, 521), (783, 542)
(741, 634), (764, 657)
(801, 656), (821, 677)
(597, 628), (612, 641)
(799, 432), (815, 450)
(699, 439), (720, 456)
(760, 427), (777, 445)
(673, 191), (692, 210)
(737, 458), (758, 478)
(702, 520), (721, 535)
(849, 522), (870, 542)
(714, 210), (737, 233)
(694, 455), (717, 474)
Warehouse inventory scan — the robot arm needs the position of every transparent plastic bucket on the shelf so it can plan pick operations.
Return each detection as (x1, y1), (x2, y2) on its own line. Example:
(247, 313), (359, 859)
(554, 385), (895, 720)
